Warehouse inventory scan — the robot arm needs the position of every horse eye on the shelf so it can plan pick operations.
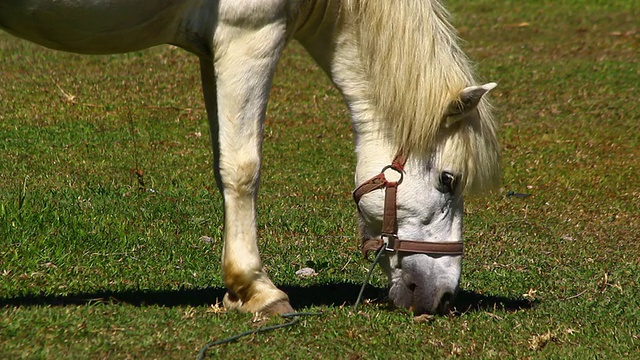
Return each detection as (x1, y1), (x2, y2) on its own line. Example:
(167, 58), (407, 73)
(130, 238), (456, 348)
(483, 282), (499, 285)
(439, 172), (456, 193)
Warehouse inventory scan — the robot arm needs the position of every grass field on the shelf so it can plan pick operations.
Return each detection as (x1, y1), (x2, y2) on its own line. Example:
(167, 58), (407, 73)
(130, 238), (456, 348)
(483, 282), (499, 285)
(1, 0), (639, 358)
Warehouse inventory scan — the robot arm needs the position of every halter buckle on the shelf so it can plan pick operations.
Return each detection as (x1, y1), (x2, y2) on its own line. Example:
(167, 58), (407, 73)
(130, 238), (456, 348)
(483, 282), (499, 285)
(381, 234), (397, 252)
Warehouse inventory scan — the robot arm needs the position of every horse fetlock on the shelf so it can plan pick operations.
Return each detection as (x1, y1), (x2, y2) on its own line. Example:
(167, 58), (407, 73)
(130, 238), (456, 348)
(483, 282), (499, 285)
(222, 264), (290, 314)
(222, 291), (243, 311)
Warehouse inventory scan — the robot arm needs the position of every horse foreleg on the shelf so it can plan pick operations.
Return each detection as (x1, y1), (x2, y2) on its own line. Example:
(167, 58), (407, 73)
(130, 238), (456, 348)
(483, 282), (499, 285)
(199, 23), (292, 315)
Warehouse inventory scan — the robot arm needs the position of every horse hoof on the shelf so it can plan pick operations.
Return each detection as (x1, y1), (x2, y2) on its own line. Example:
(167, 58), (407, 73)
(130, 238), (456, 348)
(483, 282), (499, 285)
(223, 291), (293, 315)
(261, 299), (295, 315)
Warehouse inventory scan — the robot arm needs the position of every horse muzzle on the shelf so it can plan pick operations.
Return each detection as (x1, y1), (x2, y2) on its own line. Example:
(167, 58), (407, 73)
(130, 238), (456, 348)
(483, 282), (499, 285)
(388, 253), (461, 315)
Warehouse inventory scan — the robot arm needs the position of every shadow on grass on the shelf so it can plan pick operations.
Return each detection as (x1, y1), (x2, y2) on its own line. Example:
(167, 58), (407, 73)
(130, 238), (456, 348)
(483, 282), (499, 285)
(0, 283), (373, 308)
(0, 284), (534, 314)
(453, 289), (536, 314)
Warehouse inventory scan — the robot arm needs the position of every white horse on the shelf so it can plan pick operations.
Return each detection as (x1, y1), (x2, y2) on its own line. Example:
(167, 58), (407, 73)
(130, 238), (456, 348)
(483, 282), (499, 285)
(1, 0), (499, 315)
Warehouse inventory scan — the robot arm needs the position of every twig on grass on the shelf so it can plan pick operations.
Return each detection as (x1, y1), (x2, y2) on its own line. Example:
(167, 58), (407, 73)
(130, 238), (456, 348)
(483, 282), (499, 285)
(340, 256), (351, 271)
(557, 289), (588, 301)
(18, 175), (29, 211)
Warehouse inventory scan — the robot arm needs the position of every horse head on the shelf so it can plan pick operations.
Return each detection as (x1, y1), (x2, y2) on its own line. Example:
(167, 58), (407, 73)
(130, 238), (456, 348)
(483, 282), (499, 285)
(355, 83), (497, 315)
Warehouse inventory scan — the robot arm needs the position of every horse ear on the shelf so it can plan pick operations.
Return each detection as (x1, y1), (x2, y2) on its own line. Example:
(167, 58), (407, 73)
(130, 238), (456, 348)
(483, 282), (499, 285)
(444, 82), (497, 126)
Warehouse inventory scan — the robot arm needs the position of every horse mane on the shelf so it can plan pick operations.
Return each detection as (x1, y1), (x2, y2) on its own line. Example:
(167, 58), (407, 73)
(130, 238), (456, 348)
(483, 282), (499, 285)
(341, 0), (500, 194)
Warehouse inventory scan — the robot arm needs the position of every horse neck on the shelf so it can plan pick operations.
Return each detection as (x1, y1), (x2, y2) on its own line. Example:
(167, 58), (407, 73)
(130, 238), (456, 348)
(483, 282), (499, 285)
(294, 0), (403, 180)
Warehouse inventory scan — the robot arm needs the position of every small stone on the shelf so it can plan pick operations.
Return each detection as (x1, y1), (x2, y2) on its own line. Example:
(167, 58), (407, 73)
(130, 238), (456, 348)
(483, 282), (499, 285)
(199, 236), (214, 244)
(295, 267), (317, 278)
(413, 314), (436, 323)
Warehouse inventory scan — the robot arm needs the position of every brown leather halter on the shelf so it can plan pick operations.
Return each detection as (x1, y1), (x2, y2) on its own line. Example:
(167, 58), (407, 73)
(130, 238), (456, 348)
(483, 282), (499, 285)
(353, 155), (464, 259)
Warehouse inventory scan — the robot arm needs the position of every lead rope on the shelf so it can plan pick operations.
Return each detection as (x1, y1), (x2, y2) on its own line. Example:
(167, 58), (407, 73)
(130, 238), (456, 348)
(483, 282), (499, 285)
(197, 243), (384, 359)
(197, 248), (384, 359)
(196, 311), (322, 359)
(197, 244), (384, 359)
(353, 156), (406, 310)
(353, 243), (386, 311)
(198, 156), (406, 358)
(196, 253), (382, 360)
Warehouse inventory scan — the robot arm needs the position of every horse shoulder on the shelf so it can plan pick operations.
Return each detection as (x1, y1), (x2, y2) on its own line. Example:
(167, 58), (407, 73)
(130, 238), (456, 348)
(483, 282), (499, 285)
(218, 0), (292, 27)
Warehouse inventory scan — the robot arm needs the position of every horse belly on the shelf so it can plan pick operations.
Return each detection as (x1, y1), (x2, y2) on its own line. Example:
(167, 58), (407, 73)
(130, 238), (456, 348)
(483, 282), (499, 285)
(0, 0), (192, 54)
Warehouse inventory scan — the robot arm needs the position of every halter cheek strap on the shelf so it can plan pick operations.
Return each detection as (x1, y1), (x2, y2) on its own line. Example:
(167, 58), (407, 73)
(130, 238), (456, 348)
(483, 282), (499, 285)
(353, 155), (464, 259)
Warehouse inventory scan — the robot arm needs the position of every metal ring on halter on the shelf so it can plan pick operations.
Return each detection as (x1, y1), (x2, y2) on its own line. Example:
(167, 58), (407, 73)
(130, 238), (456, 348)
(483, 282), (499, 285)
(380, 164), (404, 185)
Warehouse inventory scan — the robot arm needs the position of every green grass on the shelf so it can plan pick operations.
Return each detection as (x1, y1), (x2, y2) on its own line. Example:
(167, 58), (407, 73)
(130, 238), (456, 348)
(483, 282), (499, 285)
(1, 0), (640, 358)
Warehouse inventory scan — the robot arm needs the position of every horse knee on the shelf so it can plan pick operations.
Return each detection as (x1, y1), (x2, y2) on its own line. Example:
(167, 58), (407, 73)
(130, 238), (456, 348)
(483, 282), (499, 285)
(219, 157), (260, 197)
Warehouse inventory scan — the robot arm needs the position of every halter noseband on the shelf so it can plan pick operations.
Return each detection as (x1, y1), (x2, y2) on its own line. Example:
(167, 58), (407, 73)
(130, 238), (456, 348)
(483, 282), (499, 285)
(353, 155), (464, 259)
